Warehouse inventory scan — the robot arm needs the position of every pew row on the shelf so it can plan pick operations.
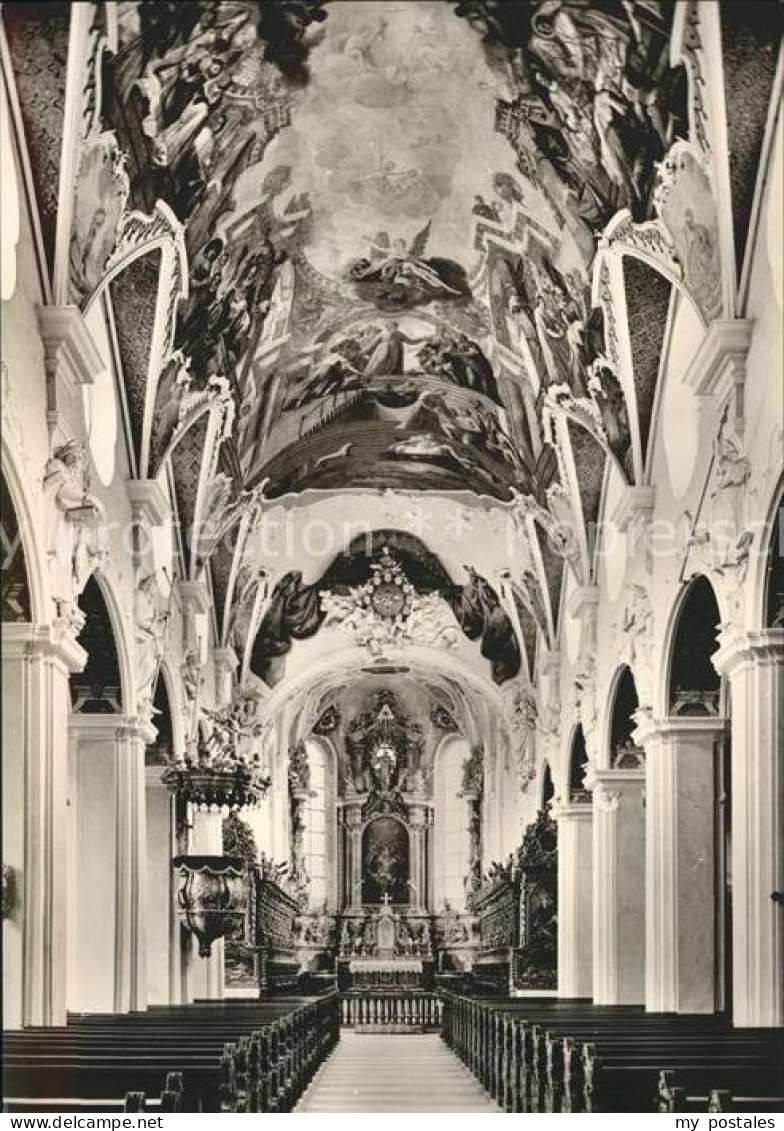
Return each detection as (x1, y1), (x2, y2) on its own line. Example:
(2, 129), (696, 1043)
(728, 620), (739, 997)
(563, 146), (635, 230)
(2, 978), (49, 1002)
(441, 992), (784, 1114)
(219, 994), (340, 1112)
(2, 995), (336, 1112)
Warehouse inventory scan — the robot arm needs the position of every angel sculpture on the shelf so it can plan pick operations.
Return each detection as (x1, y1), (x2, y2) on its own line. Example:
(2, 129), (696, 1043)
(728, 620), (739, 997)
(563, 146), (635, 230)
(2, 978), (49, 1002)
(345, 221), (470, 311)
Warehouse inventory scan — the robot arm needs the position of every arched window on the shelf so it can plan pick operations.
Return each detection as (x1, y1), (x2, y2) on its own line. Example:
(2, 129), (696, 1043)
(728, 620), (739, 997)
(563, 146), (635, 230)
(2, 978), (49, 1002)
(668, 576), (721, 715)
(434, 737), (470, 911)
(70, 577), (123, 713)
(541, 762), (554, 810)
(568, 726), (590, 802)
(147, 672), (175, 765)
(609, 666), (642, 766)
(1, 472), (32, 622)
(303, 739), (333, 907)
(763, 495), (783, 628)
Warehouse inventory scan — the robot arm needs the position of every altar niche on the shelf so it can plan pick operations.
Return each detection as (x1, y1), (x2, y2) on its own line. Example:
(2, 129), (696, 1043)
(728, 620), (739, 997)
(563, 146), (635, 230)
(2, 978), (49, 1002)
(362, 816), (410, 906)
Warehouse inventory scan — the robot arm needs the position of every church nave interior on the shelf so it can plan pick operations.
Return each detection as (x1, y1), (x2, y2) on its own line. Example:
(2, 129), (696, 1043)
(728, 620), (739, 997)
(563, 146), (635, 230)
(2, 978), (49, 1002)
(1, 0), (783, 1116)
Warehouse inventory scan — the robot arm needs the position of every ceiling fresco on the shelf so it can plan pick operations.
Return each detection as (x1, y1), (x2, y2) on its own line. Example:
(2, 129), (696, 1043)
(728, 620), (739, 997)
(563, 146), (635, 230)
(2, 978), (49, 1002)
(100, 0), (691, 505)
(9, 0), (729, 692)
(256, 1), (515, 282)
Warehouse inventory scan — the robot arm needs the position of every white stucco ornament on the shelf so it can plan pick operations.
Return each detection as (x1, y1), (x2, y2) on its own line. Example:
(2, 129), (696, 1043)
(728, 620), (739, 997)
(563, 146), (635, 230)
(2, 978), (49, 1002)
(320, 546), (459, 655)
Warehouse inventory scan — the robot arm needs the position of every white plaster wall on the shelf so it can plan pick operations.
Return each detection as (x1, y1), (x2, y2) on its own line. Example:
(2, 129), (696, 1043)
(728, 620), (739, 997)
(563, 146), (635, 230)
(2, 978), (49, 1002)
(615, 790), (646, 1003)
(146, 770), (176, 1005)
(71, 738), (118, 1012)
(1, 82), (195, 1018)
(1, 644), (26, 1026)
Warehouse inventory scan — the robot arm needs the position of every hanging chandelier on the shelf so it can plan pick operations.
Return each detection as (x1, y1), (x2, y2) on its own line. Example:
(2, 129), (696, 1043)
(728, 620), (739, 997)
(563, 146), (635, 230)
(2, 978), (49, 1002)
(162, 704), (271, 811)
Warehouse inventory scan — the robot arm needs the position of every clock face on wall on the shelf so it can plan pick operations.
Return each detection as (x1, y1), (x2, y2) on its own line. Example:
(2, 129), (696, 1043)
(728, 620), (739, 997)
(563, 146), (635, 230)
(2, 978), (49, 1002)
(371, 580), (406, 620)
(362, 547), (414, 621)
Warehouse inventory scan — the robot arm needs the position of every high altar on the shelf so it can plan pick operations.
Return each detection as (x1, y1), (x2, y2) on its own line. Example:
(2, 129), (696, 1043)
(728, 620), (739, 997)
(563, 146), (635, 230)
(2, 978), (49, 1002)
(260, 681), (557, 999)
(331, 691), (438, 988)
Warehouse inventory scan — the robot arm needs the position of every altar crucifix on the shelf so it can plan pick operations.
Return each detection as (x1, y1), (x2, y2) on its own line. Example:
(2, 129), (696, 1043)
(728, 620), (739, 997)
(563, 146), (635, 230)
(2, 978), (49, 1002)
(376, 890), (396, 958)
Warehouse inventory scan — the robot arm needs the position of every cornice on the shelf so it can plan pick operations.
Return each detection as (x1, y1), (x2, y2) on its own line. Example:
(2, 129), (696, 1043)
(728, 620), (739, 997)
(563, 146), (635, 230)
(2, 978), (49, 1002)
(127, 479), (171, 527)
(37, 305), (104, 395)
(682, 318), (754, 399)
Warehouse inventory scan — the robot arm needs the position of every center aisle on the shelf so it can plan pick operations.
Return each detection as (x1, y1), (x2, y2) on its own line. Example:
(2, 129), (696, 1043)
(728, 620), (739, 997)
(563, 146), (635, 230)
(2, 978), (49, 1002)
(295, 1032), (500, 1113)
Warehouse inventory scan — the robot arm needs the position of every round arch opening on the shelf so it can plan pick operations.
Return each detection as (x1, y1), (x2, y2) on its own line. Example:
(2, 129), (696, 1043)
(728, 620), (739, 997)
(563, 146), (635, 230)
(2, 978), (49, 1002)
(763, 494), (783, 628)
(1, 471), (33, 623)
(668, 576), (721, 716)
(609, 665), (642, 767)
(70, 577), (124, 714)
(568, 725), (590, 802)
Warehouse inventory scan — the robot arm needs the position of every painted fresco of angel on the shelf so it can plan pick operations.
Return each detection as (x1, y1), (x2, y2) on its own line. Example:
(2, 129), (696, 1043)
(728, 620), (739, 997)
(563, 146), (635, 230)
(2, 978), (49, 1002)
(345, 220), (470, 311)
(342, 19), (387, 71)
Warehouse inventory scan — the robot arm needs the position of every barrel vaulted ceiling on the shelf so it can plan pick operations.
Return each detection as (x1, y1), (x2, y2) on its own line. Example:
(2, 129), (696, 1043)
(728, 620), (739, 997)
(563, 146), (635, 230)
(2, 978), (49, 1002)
(4, 0), (778, 696)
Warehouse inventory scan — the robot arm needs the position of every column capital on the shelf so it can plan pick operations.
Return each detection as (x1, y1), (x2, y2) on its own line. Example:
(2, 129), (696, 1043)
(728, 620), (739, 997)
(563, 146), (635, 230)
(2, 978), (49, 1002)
(119, 716), (159, 745)
(69, 712), (131, 740)
(567, 584), (600, 619)
(539, 648), (561, 678)
(633, 714), (727, 749)
(713, 626), (784, 678)
(342, 802), (364, 829)
(127, 479), (170, 526)
(37, 304), (104, 396)
(213, 647), (239, 676)
(682, 318), (753, 400)
(407, 803), (429, 826)
(551, 800), (593, 822)
(2, 621), (88, 672)
(588, 766), (645, 795)
(177, 579), (211, 616)
(610, 486), (656, 533)
(69, 712), (157, 745)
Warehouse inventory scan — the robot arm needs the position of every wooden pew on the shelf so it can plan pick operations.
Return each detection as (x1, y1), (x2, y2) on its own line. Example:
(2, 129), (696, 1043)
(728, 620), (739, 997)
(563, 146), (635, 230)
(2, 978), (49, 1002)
(656, 1067), (782, 1112)
(3, 1072), (183, 1115)
(2, 995), (335, 1112)
(219, 993), (340, 1112)
(441, 991), (784, 1114)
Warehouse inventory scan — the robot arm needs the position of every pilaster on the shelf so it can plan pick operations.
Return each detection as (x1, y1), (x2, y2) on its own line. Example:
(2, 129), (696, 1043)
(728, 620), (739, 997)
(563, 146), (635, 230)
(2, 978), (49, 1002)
(636, 717), (724, 1013)
(590, 767), (645, 1005)
(407, 800), (430, 912)
(714, 627), (784, 1026)
(2, 623), (86, 1027)
(68, 714), (150, 1014)
(115, 718), (150, 1012)
(344, 803), (364, 910)
(553, 801), (593, 998)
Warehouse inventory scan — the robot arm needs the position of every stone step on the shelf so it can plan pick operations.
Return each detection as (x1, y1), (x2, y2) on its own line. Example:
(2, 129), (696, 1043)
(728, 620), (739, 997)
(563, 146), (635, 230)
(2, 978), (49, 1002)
(295, 1033), (500, 1113)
